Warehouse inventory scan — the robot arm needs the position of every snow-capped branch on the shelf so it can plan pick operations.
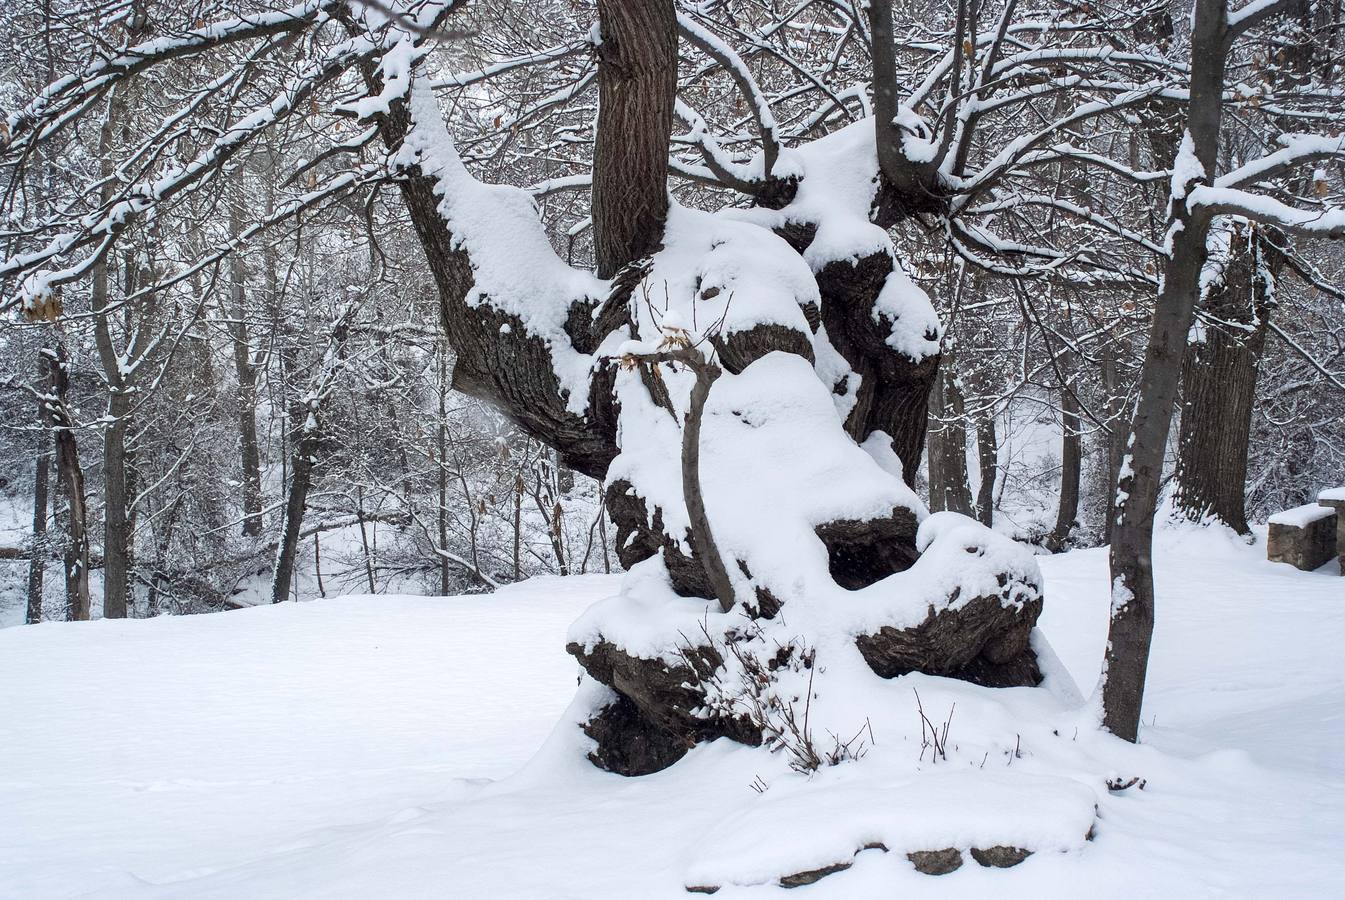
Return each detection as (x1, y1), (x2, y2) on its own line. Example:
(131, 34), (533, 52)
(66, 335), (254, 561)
(1188, 187), (1345, 238)
(2, 0), (347, 154)
(1214, 134), (1345, 190)
(677, 13), (779, 180)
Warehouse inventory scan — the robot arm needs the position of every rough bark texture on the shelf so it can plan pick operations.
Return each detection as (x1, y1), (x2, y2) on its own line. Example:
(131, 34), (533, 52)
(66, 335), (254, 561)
(1171, 226), (1272, 535)
(383, 113), (620, 479)
(927, 365), (974, 514)
(591, 0), (677, 278)
(569, 639), (760, 776)
(815, 252), (940, 483)
(571, 564), (1042, 775)
(855, 588), (1043, 688)
(1105, 0), (1231, 742)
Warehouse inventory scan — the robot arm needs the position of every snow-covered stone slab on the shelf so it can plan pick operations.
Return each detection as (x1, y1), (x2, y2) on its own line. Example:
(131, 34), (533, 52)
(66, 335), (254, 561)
(1269, 503), (1336, 527)
(682, 771), (1097, 891)
(1268, 503), (1337, 572)
(1319, 486), (1345, 503)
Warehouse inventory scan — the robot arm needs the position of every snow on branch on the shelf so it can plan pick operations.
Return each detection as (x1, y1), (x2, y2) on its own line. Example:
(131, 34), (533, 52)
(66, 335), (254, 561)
(1226, 0), (1307, 37)
(3, 30), (386, 294)
(677, 13), (780, 180)
(1187, 187), (1345, 238)
(2, 0), (346, 153)
(395, 77), (606, 412)
(1214, 134), (1345, 189)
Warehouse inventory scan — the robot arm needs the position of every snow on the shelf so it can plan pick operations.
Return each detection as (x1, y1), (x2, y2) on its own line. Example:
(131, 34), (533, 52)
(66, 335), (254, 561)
(1268, 502), (1336, 526)
(1170, 130), (1205, 201)
(396, 79), (608, 413)
(1318, 486), (1345, 503)
(595, 350), (937, 661)
(4, 529), (1344, 897)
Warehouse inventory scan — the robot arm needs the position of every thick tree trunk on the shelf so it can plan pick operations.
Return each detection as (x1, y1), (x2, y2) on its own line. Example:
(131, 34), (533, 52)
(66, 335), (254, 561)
(26, 451), (49, 624)
(1171, 226), (1272, 535)
(1104, 0), (1231, 742)
(1049, 388), (1081, 551)
(591, 0), (677, 277)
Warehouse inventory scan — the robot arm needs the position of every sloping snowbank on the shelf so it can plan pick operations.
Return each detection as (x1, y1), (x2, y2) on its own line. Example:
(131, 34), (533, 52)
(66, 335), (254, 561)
(2, 530), (1343, 898)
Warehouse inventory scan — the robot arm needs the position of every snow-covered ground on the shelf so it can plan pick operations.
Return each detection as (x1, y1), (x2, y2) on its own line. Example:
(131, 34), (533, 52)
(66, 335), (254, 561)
(2, 529), (1342, 898)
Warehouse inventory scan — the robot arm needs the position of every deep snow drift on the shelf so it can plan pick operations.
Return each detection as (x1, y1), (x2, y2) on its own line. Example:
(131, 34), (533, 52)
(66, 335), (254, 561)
(2, 528), (1343, 898)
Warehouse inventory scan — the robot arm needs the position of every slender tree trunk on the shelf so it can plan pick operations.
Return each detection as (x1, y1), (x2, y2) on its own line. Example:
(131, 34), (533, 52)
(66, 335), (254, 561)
(229, 195), (264, 537)
(1171, 226), (1272, 535)
(26, 451), (49, 624)
(975, 416), (997, 526)
(512, 474), (522, 581)
(926, 367), (973, 515)
(271, 433), (316, 604)
(1099, 342), (1129, 542)
(101, 392), (133, 619)
(1049, 387), (1082, 551)
(42, 346), (90, 621)
(356, 487), (377, 593)
(437, 348), (451, 594)
(1104, 0), (1231, 742)
(313, 533), (325, 598)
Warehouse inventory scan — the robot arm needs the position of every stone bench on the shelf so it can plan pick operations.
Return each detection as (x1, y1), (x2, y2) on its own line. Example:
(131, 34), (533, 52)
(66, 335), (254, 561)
(1318, 488), (1345, 575)
(1267, 503), (1337, 572)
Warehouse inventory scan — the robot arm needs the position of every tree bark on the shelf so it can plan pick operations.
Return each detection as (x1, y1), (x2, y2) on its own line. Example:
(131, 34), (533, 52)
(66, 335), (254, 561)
(591, 0), (677, 277)
(975, 416), (997, 526)
(1104, 0), (1232, 742)
(1171, 225), (1273, 535)
(1099, 343), (1128, 542)
(26, 448), (49, 624)
(1049, 387), (1081, 551)
(101, 391), (133, 619)
(42, 346), (90, 621)
(927, 366), (973, 515)
(270, 434), (316, 604)
(229, 193), (264, 537)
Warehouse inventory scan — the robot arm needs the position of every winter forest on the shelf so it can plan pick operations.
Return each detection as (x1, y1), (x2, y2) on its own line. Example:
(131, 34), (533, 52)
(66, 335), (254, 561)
(1, 0), (1343, 896)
